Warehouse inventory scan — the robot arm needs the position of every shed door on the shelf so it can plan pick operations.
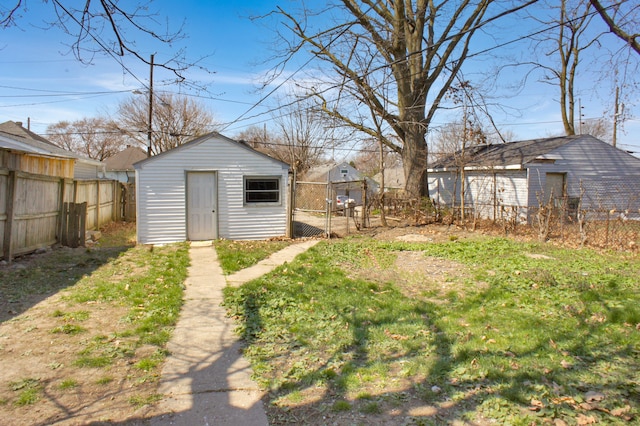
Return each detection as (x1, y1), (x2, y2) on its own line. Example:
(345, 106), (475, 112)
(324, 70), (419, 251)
(187, 172), (218, 240)
(544, 173), (565, 204)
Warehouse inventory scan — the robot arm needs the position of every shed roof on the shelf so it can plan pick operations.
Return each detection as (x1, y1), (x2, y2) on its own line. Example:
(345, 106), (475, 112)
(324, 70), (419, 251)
(429, 135), (581, 170)
(134, 132), (290, 169)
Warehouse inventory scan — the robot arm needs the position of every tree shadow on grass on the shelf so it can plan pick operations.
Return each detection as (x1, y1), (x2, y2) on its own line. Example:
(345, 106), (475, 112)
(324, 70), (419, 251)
(0, 244), (133, 324)
(227, 265), (639, 425)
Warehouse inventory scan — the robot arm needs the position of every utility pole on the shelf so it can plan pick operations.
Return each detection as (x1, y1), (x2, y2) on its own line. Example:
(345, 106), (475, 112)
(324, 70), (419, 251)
(578, 98), (583, 134)
(147, 54), (154, 157)
(613, 86), (619, 147)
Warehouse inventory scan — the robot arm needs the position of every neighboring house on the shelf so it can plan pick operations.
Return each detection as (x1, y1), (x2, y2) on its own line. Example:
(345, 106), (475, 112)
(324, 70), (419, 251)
(104, 146), (147, 183)
(373, 167), (406, 194)
(0, 121), (105, 179)
(428, 135), (640, 222)
(0, 133), (75, 178)
(134, 132), (291, 244)
(303, 162), (378, 206)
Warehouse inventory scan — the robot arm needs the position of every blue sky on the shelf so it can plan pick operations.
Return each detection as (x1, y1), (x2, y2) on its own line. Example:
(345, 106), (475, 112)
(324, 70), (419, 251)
(1, 1), (639, 159)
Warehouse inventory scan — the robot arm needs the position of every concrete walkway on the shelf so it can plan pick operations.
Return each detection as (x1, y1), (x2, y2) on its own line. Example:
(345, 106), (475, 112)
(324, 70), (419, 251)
(151, 239), (320, 426)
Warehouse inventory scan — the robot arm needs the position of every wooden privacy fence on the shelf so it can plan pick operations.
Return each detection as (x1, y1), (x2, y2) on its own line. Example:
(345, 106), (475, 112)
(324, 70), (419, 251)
(61, 202), (87, 248)
(0, 169), (122, 261)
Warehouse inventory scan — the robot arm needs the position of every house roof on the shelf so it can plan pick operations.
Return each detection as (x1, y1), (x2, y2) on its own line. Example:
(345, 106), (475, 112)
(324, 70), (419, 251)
(303, 163), (342, 181)
(0, 120), (55, 145)
(105, 146), (147, 171)
(373, 167), (405, 188)
(429, 135), (582, 170)
(134, 132), (290, 169)
(0, 120), (104, 166)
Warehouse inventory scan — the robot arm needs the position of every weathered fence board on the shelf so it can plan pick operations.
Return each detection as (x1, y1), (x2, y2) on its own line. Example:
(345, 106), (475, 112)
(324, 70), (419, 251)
(61, 202), (87, 248)
(0, 168), (120, 261)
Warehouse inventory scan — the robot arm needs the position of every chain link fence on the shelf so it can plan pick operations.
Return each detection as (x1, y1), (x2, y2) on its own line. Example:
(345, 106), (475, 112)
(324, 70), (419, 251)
(387, 179), (640, 251)
(294, 176), (639, 251)
(292, 180), (370, 238)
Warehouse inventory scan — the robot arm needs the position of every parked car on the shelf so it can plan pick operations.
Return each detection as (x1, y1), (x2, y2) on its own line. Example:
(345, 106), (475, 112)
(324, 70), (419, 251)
(336, 195), (355, 209)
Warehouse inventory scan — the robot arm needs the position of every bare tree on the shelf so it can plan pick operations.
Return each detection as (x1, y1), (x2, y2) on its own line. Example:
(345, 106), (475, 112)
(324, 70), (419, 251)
(527, 0), (601, 136)
(589, 0), (640, 55)
(580, 116), (611, 140)
(352, 138), (400, 177)
(1, 1), (190, 77)
(273, 0), (538, 199)
(46, 117), (127, 160)
(235, 125), (272, 150)
(265, 96), (335, 175)
(116, 93), (217, 155)
(248, 96), (333, 176)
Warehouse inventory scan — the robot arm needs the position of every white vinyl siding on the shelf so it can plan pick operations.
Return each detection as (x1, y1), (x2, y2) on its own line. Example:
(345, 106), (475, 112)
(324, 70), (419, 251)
(429, 136), (640, 223)
(135, 135), (289, 244)
(73, 160), (105, 180)
(527, 137), (640, 217)
(429, 170), (528, 221)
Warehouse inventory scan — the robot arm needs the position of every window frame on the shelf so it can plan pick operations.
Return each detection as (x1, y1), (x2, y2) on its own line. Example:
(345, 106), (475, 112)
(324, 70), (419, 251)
(243, 176), (282, 206)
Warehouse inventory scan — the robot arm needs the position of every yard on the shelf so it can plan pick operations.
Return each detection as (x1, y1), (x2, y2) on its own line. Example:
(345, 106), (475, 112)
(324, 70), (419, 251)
(222, 228), (640, 425)
(0, 222), (189, 425)
(0, 222), (638, 425)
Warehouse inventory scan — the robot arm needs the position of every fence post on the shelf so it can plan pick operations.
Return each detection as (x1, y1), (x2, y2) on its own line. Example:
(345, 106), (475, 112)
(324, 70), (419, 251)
(95, 180), (101, 228)
(286, 173), (294, 238)
(57, 178), (68, 245)
(113, 180), (120, 222)
(2, 170), (17, 262)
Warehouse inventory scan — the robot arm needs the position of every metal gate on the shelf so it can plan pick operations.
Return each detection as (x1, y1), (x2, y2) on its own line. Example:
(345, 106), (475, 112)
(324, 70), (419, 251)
(292, 180), (369, 238)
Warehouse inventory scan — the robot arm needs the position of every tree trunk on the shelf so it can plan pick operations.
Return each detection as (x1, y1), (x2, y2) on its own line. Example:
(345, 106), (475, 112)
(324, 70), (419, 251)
(401, 121), (428, 199)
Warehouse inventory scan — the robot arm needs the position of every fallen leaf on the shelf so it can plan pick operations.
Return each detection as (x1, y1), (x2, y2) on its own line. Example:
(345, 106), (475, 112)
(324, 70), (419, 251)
(552, 396), (575, 405)
(560, 359), (573, 369)
(529, 399), (544, 411)
(576, 414), (597, 425)
(584, 391), (605, 403)
(384, 329), (408, 340)
(554, 419), (568, 426)
(550, 339), (557, 349)
(611, 405), (632, 419)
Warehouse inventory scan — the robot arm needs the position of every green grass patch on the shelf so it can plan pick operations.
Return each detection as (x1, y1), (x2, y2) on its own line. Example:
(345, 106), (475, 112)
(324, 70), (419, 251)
(331, 400), (352, 412)
(129, 393), (163, 408)
(52, 310), (90, 322)
(214, 239), (292, 274)
(51, 324), (87, 335)
(134, 350), (165, 371)
(96, 376), (113, 385)
(74, 355), (112, 368)
(65, 243), (189, 367)
(223, 237), (640, 424)
(10, 379), (42, 406)
(58, 379), (78, 390)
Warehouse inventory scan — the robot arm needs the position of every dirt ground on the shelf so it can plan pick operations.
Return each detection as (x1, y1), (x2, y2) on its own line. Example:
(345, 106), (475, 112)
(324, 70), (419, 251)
(0, 227), (159, 425)
(0, 222), (484, 425)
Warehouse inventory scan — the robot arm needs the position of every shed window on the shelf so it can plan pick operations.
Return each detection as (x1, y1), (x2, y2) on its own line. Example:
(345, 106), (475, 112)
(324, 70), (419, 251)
(245, 177), (280, 204)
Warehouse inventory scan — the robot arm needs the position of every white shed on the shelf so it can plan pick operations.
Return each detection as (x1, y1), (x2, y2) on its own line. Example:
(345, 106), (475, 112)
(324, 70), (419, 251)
(134, 133), (291, 244)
